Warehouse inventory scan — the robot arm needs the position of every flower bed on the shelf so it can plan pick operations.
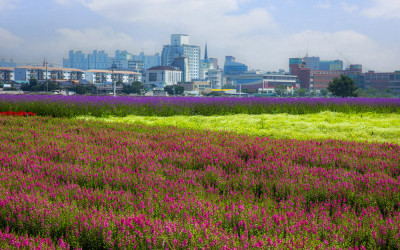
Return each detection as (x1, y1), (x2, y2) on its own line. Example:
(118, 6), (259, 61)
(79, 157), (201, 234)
(0, 95), (399, 117)
(0, 116), (399, 249)
(0, 111), (36, 116)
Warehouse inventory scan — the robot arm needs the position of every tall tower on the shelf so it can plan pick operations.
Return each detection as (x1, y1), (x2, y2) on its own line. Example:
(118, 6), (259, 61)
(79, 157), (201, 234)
(204, 42), (208, 60)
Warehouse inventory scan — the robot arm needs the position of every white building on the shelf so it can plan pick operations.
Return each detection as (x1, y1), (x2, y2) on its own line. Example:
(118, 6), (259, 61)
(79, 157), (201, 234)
(0, 67), (15, 83)
(144, 66), (182, 88)
(207, 68), (224, 89)
(161, 34), (200, 81)
(14, 66), (85, 82)
(85, 69), (141, 84)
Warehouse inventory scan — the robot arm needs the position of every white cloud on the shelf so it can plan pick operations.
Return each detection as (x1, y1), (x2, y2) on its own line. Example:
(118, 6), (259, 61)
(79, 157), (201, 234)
(13, 0), (400, 71)
(362, 0), (400, 19)
(341, 2), (358, 13)
(0, 0), (19, 10)
(30, 27), (158, 64)
(227, 29), (399, 72)
(0, 27), (22, 49)
(315, 1), (331, 9)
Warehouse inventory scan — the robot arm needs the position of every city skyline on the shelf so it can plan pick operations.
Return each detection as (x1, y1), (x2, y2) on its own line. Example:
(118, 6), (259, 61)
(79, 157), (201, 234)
(0, 0), (399, 72)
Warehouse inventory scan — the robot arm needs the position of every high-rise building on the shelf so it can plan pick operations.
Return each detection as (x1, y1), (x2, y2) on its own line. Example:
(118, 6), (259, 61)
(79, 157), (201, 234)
(304, 56), (320, 70)
(171, 57), (189, 82)
(207, 68), (223, 89)
(63, 50), (88, 70)
(320, 60), (343, 71)
(64, 50), (160, 73)
(87, 50), (109, 70)
(161, 34), (201, 81)
(224, 56), (248, 84)
(63, 50), (110, 70)
(0, 59), (17, 68)
(134, 52), (161, 70)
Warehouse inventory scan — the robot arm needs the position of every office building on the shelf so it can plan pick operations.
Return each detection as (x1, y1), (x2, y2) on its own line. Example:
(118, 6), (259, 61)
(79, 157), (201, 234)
(311, 70), (342, 90)
(207, 68), (224, 89)
(304, 56), (320, 70)
(224, 56), (248, 77)
(133, 52), (161, 70)
(172, 57), (190, 82)
(161, 34), (200, 81)
(320, 60), (344, 71)
(144, 66), (182, 88)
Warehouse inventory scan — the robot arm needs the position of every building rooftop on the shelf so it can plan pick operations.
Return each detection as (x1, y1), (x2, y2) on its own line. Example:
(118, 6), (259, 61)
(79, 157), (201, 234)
(17, 66), (84, 72)
(85, 69), (140, 75)
(147, 66), (181, 71)
(0, 67), (15, 71)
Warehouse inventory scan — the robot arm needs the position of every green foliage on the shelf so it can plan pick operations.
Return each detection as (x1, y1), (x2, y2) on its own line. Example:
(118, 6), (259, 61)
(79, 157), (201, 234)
(296, 88), (307, 97)
(164, 85), (184, 95)
(122, 81), (143, 95)
(320, 89), (328, 97)
(223, 84), (235, 89)
(205, 91), (222, 97)
(328, 75), (358, 97)
(21, 79), (58, 92)
(72, 85), (92, 95)
(274, 85), (286, 96)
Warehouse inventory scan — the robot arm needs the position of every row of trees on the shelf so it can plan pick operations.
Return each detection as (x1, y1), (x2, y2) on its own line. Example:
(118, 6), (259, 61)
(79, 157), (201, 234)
(21, 79), (59, 92)
(12, 76), (399, 98)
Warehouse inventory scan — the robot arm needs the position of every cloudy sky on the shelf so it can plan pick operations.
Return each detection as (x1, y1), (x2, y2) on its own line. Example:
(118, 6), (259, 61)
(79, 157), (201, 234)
(0, 0), (399, 72)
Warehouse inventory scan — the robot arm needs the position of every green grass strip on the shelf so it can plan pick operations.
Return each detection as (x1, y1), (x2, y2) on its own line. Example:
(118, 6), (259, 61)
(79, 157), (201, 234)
(79, 111), (400, 145)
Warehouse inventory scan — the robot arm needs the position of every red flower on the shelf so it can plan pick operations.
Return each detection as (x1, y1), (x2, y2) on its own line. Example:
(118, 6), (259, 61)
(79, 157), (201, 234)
(0, 111), (37, 116)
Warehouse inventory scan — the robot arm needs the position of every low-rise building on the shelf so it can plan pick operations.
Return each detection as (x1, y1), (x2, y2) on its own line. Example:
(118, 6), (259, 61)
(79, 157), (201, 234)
(0, 67), (15, 83)
(14, 66), (85, 82)
(311, 70), (342, 91)
(178, 81), (212, 95)
(85, 69), (141, 84)
(235, 72), (298, 93)
(143, 66), (182, 88)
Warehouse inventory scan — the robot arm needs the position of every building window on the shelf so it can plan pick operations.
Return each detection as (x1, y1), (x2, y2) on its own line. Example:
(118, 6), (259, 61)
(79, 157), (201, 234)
(149, 73), (157, 82)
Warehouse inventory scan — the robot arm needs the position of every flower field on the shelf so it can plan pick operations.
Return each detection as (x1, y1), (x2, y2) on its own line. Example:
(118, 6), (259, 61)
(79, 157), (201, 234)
(84, 111), (400, 144)
(0, 115), (400, 249)
(1, 95), (400, 117)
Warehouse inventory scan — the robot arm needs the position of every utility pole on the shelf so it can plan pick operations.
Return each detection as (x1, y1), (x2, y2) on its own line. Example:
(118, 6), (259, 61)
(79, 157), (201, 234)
(45, 58), (48, 92)
(111, 63), (116, 97)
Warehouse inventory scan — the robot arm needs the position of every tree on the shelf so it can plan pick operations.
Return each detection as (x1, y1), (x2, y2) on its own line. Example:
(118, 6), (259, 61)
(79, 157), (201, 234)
(274, 85), (286, 96)
(122, 81), (143, 94)
(296, 88), (306, 97)
(21, 79), (38, 91)
(366, 87), (378, 97)
(328, 75), (358, 97)
(72, 85), (92, 95)
(354, 88), (368, 97)
(320, 88), (328, 97)
(205, 91), (222, 97)
(164, 85), (184, 95)
(223, 84), (235, 89)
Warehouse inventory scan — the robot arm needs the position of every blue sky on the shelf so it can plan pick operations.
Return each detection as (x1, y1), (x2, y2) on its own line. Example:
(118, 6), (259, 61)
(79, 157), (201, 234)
(0, 0), (399, 72)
